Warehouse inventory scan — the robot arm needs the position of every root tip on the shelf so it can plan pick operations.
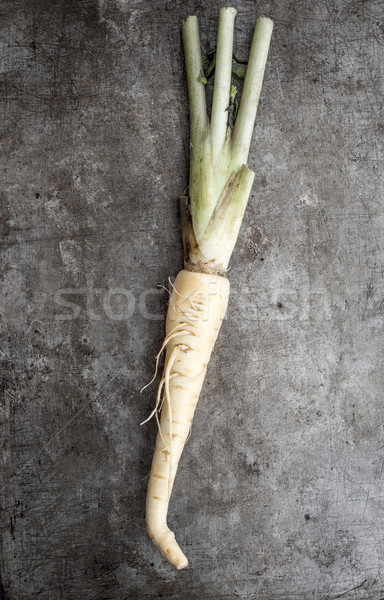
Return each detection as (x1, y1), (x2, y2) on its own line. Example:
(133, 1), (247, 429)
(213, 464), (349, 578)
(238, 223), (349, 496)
(176, 557), (189, 570)
(148, 525), (189, 570)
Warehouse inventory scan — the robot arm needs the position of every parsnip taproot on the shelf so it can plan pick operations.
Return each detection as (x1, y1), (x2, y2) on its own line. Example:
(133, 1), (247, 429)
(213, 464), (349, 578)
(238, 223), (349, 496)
(143, 7), (273, 569)
(146, 270), (229, 569)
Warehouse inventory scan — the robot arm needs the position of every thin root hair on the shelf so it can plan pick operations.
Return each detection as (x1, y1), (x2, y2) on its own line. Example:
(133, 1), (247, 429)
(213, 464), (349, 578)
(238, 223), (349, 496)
(140, 323), (189, 393)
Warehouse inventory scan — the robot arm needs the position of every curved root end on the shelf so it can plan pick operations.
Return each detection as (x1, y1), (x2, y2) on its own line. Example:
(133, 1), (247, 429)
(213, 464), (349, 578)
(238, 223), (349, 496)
(149, 527), (189, 570)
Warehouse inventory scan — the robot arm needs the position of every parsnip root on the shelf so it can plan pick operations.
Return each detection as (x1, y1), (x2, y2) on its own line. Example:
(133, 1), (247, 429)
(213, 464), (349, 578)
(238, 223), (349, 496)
(144, 6), (272, 570)
(146, 269), (229, 569)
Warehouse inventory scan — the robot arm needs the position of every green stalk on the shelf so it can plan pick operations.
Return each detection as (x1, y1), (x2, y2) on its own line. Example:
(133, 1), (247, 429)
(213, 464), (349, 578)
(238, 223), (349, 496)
(182, 16), (213, 245)
(181, 16), (209, 148)
(230, 17), (273, 169)
(198, 164), (255, 270)
(181, 9), (273, 272)
(210, 7), (237, 161)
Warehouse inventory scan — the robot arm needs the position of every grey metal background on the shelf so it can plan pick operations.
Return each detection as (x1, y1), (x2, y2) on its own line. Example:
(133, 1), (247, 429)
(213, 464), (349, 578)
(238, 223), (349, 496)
(1, 0), (384, 598)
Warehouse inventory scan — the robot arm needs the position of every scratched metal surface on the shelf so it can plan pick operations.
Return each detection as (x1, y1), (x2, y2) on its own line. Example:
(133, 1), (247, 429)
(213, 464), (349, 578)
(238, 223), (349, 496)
(1, 0), (384, 598)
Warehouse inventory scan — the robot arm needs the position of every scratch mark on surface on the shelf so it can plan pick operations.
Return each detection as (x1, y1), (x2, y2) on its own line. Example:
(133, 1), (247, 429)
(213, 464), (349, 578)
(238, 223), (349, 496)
(331, 578), (367, 599)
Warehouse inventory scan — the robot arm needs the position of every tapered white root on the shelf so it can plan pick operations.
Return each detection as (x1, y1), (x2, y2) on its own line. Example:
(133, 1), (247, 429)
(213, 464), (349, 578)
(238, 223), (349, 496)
(145, 269), (229, 569)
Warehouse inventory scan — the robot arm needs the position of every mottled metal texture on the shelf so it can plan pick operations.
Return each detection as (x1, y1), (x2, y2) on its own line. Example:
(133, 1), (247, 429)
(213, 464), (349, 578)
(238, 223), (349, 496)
(1, 0), (384, 598)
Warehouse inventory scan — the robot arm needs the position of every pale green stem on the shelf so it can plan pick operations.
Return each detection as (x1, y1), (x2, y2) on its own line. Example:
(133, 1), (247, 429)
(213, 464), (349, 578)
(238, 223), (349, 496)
(182, 10), (273, 261)
(210, 7), (237, 161)
(182, 15), (213, 244)
(198, 165), (255, 270)
(181, 16), (209, 146)
(230, 17), (273, 169)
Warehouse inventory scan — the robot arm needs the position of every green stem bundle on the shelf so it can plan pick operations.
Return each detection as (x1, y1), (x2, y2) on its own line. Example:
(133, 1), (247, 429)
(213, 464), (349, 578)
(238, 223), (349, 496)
(181, 8), (273, 273)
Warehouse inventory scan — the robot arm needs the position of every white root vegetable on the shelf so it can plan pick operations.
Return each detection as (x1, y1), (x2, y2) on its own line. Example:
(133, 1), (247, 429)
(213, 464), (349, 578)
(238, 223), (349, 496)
(146, 270), (229, 569)
(143, 7), (273, 569)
